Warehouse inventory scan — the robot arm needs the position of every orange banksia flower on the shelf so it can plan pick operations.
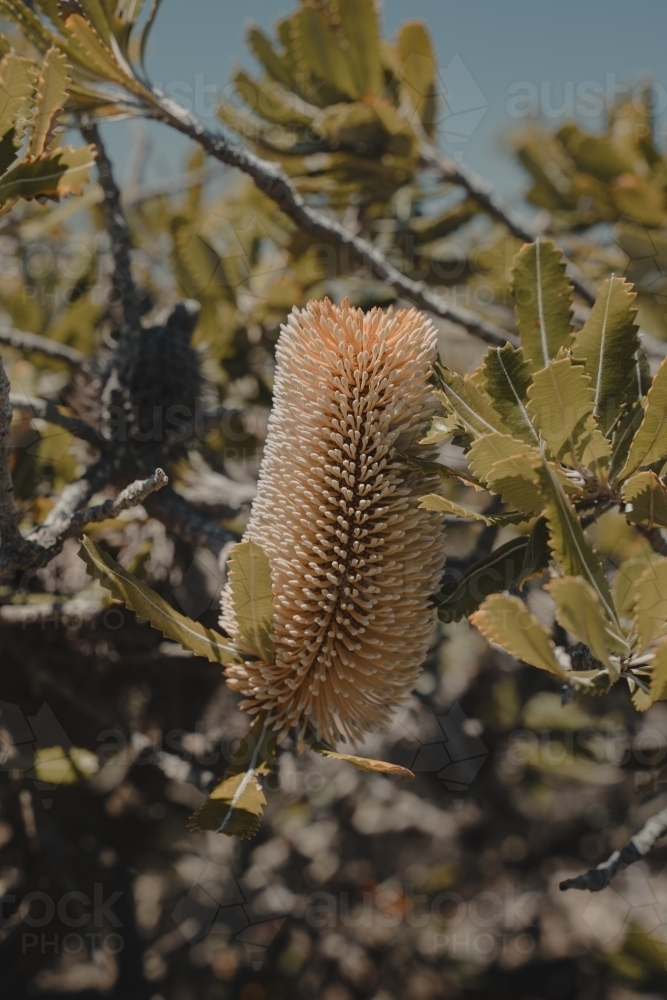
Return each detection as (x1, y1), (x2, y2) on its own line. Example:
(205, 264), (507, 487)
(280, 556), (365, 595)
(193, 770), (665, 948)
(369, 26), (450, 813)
(222, 298), (446, 744)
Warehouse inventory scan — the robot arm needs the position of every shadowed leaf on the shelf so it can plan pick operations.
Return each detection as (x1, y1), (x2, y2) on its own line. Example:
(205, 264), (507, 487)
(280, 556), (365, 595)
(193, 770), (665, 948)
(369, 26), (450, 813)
(622, 471), (667, 529)
(79, 536), (242, 665)
(620, 355), (667, 479)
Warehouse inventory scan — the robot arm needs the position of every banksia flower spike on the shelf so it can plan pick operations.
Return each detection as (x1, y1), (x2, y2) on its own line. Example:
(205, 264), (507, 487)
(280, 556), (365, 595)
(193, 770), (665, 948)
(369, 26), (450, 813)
(222, 298), (446, 745)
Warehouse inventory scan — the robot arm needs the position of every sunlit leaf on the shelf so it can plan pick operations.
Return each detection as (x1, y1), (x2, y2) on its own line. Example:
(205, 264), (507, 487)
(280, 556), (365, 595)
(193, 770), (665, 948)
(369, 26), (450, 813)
(622, 471), (667, 529)
(309, 740), (413, 778)
(546, 576), (629, 670)
(470, 593), (566, 677)
(526, 355), (610, 473)
(28, 47), (70, 158)
(631, 559), (667, 654)
(572, 276), (639, 435)
(535, 458), (618, 626)
(620, 354), (667, 479)
(512, 239), (573, 370)
(227, 539), (275, 662)
(0, 145), (96, 215)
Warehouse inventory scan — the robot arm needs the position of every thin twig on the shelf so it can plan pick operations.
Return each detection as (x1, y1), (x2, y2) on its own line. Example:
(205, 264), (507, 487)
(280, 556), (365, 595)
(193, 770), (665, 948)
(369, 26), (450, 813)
(146, 90), (514, 348)
(419, 142), (598, 306)
(0, 328), (85, 365)
(10, 393), (102, 448)
(560, 803), (667, 891)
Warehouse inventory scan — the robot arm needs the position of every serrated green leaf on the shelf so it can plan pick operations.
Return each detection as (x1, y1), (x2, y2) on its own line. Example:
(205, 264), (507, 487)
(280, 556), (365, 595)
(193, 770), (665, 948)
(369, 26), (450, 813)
(650, 642), (667, 704)
(187, 714), (274, 837)
(0, 52), (36, 147)
(187, 770), (266, 838)
(246, 23), (294, 89)
(28, 47), (70, 158)
(395, 20), (437, 134)
(58, 10), (139, 90)
(79, 535), (242, 665)
(433, 364), (506, 444)
(234, 69), (316, 127)
(0, 145), (96, 214)
(535, 458), (618, 626)
(401, 452), (483, 490)
(418, 493), (527, 524)
(526, 356), (611, 473)
(612, 551), (662, 618)
(572, 276), (639, 435)
(546, 576), (629, 670)
(297, 5), (359, 101)
(512, 239), (573, 370)
(470, 593), (566, 677)
(620, 354), (667, 479)
(337, 0), (384, 97)
(227, 539), (275, 661)
(482, 343), (538, 444)
(631, 559), (667, 654)
(622, 471), (667, 529)
(466, 434), (543, 514)
(309, 740), (413, 777)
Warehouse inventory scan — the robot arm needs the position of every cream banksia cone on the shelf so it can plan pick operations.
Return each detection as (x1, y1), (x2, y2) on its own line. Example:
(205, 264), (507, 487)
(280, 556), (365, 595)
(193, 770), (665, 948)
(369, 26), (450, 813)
(221, 298), (446, 745)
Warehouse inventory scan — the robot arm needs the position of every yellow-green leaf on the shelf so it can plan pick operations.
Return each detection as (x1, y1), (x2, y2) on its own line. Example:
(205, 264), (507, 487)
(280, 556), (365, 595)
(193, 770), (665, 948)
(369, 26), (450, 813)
(535, 458), (618, 626)
(572, 276), (639, 434)
(395, 20), (437, 134)
(470, 592), (566, 677)
(546, 576), (629, 669)
(227, 539), (275, 661)
(631, 559), (667, 654)
(28, 46), (70, 158)
(466, 434), (543, 514)
(310, 741), (414, 778)
(0, 145), (96, 214)
(79, 535), (242, 665)
(28, 745), (99, 784)
(622, 471), (667, 529)
(512, 239), (573, 370)
(612, 551), (662, 618)
(0, 51), (36, 147)
(186, 770), (267, 838)
(526, 355), (610, 473)
(433, 364), (506, 443)
(418, 493), (527, 525)
(482, 343), (538, 445)
(620, 354), (667, 479)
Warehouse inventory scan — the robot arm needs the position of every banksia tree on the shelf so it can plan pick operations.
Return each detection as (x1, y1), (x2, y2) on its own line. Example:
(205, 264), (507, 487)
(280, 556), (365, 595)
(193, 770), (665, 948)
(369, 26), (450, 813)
(221, 299), (446, 745)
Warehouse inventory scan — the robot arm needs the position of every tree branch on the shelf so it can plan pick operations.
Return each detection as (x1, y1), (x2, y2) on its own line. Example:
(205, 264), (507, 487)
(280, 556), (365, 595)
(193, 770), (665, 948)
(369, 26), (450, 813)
(560, 803), (667, 891)
(419, 142), (598, 307)
(10, 393), (102, 448)
(144, 484), (236, 553)
(0, 327), (85, 365)
(145, 91), (514, 348)
(0, 462), (168, 573)
(79, 123), (144, 438)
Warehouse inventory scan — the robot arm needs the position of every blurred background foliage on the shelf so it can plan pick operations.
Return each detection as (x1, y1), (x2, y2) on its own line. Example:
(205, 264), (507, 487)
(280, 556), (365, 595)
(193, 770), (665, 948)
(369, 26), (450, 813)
(1, 1), (667, 999)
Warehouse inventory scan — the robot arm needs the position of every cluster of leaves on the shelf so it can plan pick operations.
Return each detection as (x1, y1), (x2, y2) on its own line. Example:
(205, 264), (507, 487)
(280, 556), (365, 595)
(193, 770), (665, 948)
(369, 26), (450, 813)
(513, 89), (667, 339)
(422, 238), (667, 709)
(0, 41), (95, 214)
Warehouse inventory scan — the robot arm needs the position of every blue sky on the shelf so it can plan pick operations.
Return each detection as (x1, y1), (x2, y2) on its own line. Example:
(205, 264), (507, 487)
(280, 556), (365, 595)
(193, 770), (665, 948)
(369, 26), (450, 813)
(102, 0), (667, 209)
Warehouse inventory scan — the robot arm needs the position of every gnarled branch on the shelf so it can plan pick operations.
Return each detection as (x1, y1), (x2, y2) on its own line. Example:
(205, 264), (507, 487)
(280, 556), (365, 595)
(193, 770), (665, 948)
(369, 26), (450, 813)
(560, 803), (667, 891)
(145, 91), (514, 348)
